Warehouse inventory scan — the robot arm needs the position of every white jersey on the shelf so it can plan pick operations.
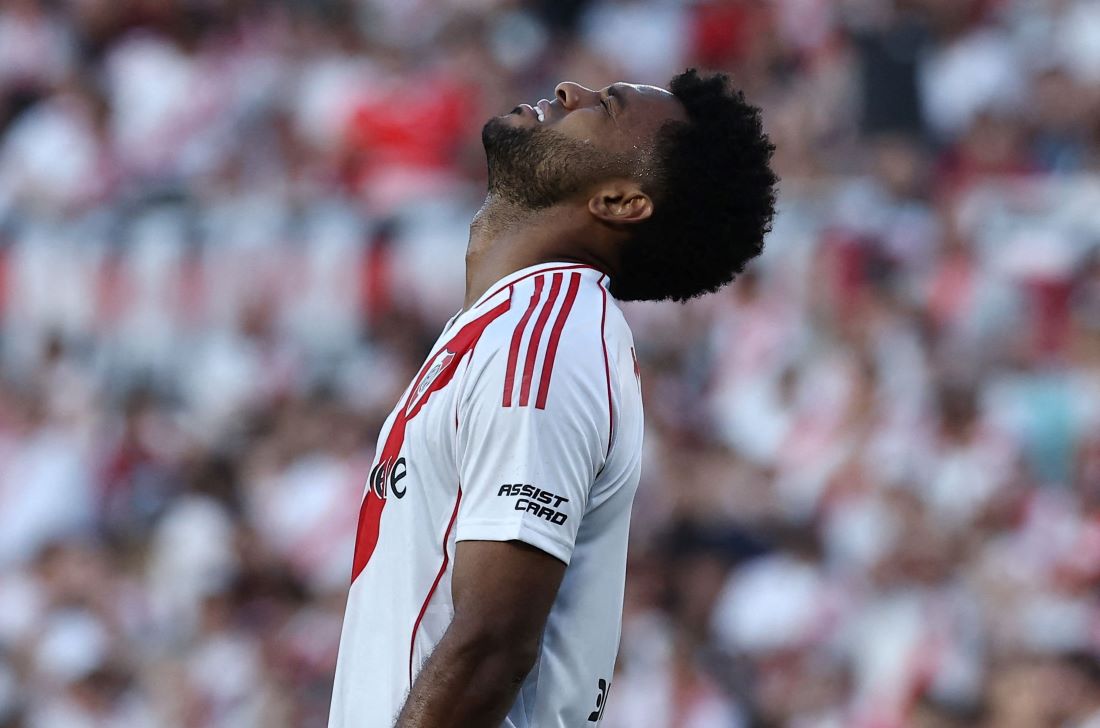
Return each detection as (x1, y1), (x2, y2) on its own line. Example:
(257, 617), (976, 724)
(329, 262), (643, 727)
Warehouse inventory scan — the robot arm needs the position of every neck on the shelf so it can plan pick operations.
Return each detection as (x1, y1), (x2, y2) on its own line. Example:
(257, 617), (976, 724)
(462, 195), (612, 310)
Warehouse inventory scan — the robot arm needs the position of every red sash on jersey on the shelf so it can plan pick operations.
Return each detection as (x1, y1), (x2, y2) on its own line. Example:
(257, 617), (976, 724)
(351, 297), (511, 584)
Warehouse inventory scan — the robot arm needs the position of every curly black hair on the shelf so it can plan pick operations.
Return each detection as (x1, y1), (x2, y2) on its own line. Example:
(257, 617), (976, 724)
(610, 69), (778, 303)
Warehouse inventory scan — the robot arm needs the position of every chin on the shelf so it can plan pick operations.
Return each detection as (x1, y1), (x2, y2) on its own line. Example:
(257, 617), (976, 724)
(483, 114), (517, 135)
(482, 116), (505, 145)
(482, 114), (536, 150)
(506, 114), (536, 129)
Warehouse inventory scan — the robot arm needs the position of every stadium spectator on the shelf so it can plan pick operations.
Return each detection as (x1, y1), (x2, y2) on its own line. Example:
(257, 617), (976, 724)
(0, 0), (1098, 725)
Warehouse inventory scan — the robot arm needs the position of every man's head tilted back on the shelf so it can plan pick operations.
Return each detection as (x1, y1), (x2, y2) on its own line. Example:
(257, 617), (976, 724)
(481, 68), (779, 303)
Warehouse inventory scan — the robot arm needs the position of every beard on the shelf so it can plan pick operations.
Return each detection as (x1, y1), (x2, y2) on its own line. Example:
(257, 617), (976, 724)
(481, 117), (633, 209)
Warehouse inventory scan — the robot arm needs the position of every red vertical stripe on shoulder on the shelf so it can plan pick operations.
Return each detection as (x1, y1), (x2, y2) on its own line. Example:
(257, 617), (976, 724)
(503, 279), (543, 407)
(408, 488), (463, 686)
(535, 272), (581, 410)
(599, 278), (614, 457)
(519, 272), (563, 406)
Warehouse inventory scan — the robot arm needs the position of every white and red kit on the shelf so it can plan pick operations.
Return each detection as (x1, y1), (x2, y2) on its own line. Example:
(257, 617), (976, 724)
(329, 262), (644, 727)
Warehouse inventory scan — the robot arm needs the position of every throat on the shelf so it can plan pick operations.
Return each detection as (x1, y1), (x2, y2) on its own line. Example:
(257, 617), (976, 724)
(463, 196), (606, 311)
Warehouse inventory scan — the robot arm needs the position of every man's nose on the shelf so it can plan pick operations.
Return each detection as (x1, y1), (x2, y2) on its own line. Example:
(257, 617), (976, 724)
(555, 81), (598, 111)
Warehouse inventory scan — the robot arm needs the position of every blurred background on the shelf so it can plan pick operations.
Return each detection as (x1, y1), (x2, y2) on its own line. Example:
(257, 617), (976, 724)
(1, 0), (1099, 726)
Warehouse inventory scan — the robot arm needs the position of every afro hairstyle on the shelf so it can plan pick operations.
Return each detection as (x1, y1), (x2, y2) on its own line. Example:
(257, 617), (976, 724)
(610, 69), (778, 303)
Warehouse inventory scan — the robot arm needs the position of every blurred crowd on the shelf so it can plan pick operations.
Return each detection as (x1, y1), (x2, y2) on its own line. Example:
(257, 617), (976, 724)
(1, 0), (1100, 726)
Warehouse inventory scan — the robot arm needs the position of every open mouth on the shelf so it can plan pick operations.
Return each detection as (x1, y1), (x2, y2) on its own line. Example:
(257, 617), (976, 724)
(511, 104), (542, 122)
(510, 102), (549, 122)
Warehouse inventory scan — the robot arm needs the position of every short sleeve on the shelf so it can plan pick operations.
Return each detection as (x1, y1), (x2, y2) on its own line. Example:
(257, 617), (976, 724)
(454, 329), (609, 565)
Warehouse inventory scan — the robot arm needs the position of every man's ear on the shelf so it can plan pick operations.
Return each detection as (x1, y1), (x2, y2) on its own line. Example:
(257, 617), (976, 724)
(588, 180), (653, 226)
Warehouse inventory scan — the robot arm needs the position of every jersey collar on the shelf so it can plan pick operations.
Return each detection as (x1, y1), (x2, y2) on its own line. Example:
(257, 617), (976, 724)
(468, 261), (607, 312)
(442, 262), (608, 336)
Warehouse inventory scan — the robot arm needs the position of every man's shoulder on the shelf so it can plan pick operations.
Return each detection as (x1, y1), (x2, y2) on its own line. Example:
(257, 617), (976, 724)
(466, 266), (618, 409)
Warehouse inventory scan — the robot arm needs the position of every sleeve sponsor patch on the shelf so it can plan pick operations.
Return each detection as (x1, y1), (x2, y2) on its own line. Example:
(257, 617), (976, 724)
(496, 484), (570, 524)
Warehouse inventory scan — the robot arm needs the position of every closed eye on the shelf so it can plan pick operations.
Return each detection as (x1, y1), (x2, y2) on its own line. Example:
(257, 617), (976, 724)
(600, 96), (613, 118)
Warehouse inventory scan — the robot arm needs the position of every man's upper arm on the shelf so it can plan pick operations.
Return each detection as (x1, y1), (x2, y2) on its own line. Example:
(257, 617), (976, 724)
(448, 539), (566, 662)
(393, 540), (566, 728)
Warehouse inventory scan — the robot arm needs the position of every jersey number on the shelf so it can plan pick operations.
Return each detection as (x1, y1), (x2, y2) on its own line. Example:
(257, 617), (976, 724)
(587, 678), (610, 722)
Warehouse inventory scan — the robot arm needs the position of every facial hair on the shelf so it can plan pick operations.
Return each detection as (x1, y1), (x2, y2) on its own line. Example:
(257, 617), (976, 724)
(481, 117), (633, 210)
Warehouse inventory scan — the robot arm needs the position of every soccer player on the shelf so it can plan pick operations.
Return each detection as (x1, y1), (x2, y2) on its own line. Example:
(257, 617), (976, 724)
(328, 69), (777, 727)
